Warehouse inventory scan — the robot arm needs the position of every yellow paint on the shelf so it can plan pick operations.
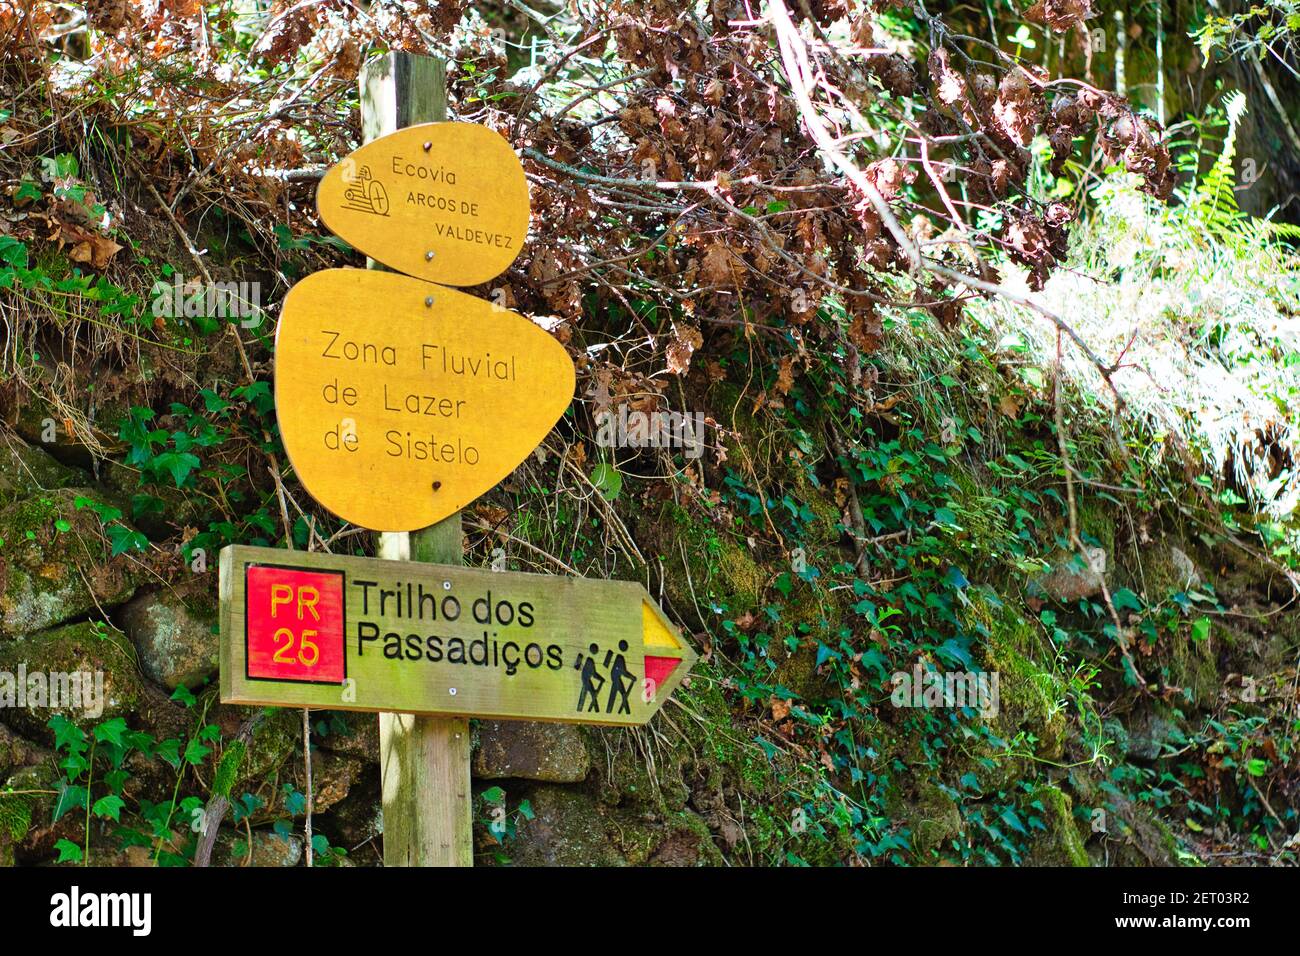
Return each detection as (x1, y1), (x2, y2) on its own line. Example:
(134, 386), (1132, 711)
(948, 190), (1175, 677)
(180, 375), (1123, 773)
(642, 601), (683, 651)
(317, 122), (529, 286)
(274, 268), (574, 531)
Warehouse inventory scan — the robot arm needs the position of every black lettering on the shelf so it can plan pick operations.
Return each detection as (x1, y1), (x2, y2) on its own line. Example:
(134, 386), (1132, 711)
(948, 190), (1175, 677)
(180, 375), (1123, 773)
(502, 642), (521, 676)
(470, 636), (488, 666)
(495, 600), (514, 626)
(357, 620), (379, 654)
(418, 584), (437, 620)
(354, 580), (378, 614)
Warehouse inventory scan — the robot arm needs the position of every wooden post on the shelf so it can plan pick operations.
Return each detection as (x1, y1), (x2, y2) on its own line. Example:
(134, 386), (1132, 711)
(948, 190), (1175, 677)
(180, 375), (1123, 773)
(362, 51), (473, 867)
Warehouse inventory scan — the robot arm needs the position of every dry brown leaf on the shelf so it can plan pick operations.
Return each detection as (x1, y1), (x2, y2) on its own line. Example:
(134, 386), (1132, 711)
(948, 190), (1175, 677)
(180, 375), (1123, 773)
(665, 322), (703, 375)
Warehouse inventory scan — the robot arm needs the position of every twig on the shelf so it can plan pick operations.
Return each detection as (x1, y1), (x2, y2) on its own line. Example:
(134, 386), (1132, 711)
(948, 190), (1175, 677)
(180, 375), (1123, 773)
(194, 712), (265, 867)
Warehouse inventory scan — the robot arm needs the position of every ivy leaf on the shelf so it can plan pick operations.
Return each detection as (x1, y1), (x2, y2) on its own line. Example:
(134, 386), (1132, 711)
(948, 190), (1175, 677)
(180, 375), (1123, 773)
(1191, 617), (1211, 643)
(93, 717), (128, 746)
(52, 782), (88, 823)
(590, 463), (622, 501)
(1112, 588), (1143, 612)
(155, 738), (182, 768)
(183, 738), (212, 765)
(1246, 758), (1269, 776)
(154, 450), (201, 487)
(92, 794), (126, 822)
(48, 714), (87, 753)
(53, 839), (84, 864)
(283, 786), (307, 816)
(936, 637), (974, 670)
(108, 525), (148, 556)
(1000, 807), (1029, 835)
(232, 793), (263, 824)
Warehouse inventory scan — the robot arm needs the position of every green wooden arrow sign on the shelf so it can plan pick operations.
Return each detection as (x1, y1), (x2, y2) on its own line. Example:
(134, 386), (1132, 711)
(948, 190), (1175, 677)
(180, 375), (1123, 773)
(219, 545), (695, 726)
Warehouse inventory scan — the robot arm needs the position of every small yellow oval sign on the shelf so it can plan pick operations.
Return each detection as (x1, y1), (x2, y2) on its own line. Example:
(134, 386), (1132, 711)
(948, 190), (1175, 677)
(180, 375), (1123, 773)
(275, 268), (574, 531)
(316, 123), (529, 287)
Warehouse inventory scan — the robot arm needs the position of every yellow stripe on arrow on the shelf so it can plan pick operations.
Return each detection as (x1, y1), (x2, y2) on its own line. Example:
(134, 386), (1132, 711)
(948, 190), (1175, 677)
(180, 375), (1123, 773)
(642, 600), (684, 652)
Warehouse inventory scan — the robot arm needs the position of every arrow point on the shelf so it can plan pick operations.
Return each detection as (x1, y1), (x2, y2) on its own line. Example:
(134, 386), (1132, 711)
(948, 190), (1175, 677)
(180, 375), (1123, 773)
(641, 599), (683, 652)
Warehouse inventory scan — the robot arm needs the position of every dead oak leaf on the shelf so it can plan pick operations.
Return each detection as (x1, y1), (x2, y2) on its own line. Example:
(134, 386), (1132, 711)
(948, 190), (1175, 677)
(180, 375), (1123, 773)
(665, 322), (703, 375)
(68, 232), (122, 270)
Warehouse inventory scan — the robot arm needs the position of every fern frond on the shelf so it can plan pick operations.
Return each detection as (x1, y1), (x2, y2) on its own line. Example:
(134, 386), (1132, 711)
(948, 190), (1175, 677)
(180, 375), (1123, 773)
(1188, 90), (1248, 240)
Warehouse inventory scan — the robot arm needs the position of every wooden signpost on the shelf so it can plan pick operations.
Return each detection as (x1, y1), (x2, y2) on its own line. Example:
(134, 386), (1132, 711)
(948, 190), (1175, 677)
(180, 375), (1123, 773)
(274, 268), (574, 531)
(219, 544), (695, 724)
(219, 50), (696, 868)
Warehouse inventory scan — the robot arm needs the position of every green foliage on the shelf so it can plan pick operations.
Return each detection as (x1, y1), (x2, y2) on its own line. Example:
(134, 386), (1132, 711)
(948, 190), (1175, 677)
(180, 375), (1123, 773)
(477, 786), (535, 864)
(1186, 90), (1249, 239)
(45, 688), (240, 866)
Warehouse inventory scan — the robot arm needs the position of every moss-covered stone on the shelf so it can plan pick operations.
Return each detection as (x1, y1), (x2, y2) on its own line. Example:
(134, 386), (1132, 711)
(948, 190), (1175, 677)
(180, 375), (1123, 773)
(0, 620), (143, 741)
(212, 828), (303, 867)
(487, 784), (626, 867)
(638, 500), (766, 628)
(1, 389), (122, 470)
(1029, 548), (1107, 603)
(911, 780), (963, 861)
(0, 722), (45, 780)
(1077, 499), (1116, 557)
(313, 710), (379, 761)
(968, 592), (1068, 764)
(1027, 785), (1090, 866)
(1140, 540), (1202, 596)
(208, 707), (303, 809)
(474, 720), (591, 783)
(119, 580), (218, 691)
(2, 755), (71, 862)
(0, 435), (86, 508)
(0, 487), (141, 637)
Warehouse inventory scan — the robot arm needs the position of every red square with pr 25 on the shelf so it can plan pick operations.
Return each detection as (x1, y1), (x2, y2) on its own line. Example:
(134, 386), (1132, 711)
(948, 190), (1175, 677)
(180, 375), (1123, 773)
(246, 565), (346, 684)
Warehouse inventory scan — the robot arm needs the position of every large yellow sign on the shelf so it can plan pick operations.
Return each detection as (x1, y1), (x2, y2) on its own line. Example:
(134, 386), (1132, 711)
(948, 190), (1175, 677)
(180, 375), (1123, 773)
(316, 122), (529, 287)
(274, 268), (575, 531)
